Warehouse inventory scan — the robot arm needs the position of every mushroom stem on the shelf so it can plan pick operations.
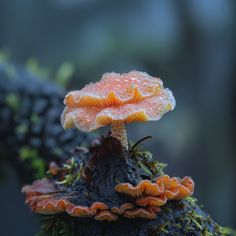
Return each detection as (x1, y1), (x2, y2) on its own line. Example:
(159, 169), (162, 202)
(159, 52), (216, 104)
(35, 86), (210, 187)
(111, 122), (128, 150)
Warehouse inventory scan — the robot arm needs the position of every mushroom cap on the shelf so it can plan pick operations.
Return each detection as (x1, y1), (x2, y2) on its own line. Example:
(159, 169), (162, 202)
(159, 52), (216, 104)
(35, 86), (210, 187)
(33, 198), (70, 214)
(111, 203), (134, 215)
(22, 178), (109, 217)
(66, 202), (109, 217)
(115, 179), (164, 198)
(94, 210), (118, 221)
(115, 175), (194, 203)
(136, 195), (167, 207)
(62, 71), (175, 132)
(22, 178), (58, 201)
(158, 175), (194, 200)
(123, 207), (160, 219)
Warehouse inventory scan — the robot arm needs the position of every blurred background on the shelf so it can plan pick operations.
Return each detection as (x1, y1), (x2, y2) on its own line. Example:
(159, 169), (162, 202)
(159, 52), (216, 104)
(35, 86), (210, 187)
(0, 0), (235, 235)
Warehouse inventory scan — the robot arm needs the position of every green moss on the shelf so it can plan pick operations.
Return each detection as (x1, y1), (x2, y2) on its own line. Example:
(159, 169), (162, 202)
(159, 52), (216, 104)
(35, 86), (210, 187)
(15, 124), (28, 134)
(131, 149), (167, 180)
(26, 58), (50, 79)
(151, 197), (235, 236)
(37, 215), (75, 236)
(216, 225), (236, 236)
(55, 62), (75, 87)
(38, 198), (235, 236)
(19, 147), (46, 179)
(30, 114), (40, 123)
(56, 157), (82, 186)
(5, 93), (20, 112)
(129, 137), (167, 180)
(25, 58), (75, 87)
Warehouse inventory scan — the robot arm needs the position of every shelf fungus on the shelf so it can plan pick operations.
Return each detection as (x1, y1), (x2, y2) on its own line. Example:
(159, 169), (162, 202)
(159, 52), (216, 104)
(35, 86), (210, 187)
(21, 173), (159, 221)
(61, 70), (175, 150)
(123, 207), (161, 219)
(22, 177), (113, 220)
(115, 175), (194, 208)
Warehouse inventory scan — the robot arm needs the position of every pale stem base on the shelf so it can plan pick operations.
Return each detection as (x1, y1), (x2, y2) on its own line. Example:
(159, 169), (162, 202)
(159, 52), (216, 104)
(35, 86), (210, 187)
(111, 122), (128, 150)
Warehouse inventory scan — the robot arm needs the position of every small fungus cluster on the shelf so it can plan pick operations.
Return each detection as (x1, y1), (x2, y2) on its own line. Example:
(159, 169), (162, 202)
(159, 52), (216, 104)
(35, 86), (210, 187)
(116, 175), (194, 214)
(22, 71), (195, 223)
(22, 174), (194, 221)
(22, 177), (152, 221)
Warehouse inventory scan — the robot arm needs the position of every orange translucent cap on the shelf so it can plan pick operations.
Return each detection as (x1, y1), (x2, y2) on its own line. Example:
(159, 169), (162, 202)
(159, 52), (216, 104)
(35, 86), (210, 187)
(62, 70), (176, 132)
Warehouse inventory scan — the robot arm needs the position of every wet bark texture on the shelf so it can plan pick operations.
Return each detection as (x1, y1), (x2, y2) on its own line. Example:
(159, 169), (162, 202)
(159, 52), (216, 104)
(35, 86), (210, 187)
(39, 137), (226, 236)
(40, 199), (223, 236)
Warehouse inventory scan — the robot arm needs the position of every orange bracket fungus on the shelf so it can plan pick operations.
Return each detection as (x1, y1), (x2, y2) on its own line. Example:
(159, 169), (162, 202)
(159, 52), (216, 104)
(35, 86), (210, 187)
(61, 71), (175, 150)
(23, 70), (197, 235)
(115, 175), (194, 208)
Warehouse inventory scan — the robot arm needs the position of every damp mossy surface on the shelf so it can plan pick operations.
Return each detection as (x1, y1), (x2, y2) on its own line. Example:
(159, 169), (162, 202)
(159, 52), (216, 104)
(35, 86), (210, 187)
(34, 137), (234, 236)
(37, 197), (234, 236)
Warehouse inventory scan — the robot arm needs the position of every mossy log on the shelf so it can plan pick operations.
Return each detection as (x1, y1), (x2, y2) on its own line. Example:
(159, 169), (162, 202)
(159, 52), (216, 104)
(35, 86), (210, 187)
(38, 198), (230, 236)
(24, 137), (232, 236)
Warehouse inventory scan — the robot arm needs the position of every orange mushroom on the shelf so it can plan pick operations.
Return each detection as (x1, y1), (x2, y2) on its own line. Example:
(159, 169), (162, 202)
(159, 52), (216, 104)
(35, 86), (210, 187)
(22, 177), (165, 220)
(21, 71), (196, 223)
(115, 175), (194, 208)
(136, 195), (167, 207)
(66, 201), (109, 217)
(22, 178), (59, 202)
(94, 210), (118, 221)
(157, 175), (194, 200)
(90, 202), (109, 214)
(115, 179), (164, 198)
(66, 204), (94, 217)
(23, 178), (122, 221)
(123, 207), (161, 219)
(33, 198), (69, 214)
(111, 203), (134, 215)
(61, 71), (175, 150)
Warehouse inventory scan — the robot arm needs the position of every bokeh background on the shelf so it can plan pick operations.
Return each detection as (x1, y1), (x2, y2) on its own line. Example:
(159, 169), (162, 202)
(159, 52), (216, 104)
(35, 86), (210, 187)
(0, 0), (235, 235)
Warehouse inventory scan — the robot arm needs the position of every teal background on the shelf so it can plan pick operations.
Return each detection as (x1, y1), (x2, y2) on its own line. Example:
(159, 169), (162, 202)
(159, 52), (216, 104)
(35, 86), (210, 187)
(0, 0), (235, 235)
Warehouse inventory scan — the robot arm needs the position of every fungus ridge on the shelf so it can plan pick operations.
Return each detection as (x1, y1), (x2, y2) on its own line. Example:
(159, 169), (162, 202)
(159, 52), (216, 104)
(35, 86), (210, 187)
(22, 178), (162, 221)
(64, 71), (164, 108)
(62, 71), (175, 132)
(62, 93), (175, 132)
(115, 175), (194, 207)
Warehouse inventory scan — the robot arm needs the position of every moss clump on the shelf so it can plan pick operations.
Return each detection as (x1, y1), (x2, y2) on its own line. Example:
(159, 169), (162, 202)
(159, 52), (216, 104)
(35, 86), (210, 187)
(129, 137), (167, 180)
(37, 215), (75, 236)
(149, 197), (235, 236)
(56, 157), (83, 186)
(19, 147), (46, 179)
(5, 93), (21, 112)
(132, 150), (167, 179)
